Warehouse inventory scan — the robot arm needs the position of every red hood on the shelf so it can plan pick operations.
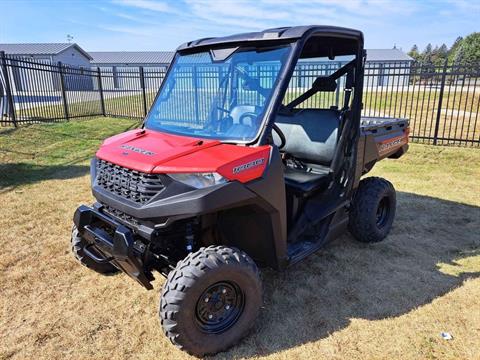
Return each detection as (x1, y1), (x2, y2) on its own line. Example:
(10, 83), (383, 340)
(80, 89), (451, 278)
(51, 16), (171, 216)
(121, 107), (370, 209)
(96, 129), (271, 182)
(96, 129), (220, 173)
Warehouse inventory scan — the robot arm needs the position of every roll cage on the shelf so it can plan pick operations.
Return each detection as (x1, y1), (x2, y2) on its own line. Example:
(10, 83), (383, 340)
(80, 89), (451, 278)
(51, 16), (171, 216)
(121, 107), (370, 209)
(169, 25), (366, 148)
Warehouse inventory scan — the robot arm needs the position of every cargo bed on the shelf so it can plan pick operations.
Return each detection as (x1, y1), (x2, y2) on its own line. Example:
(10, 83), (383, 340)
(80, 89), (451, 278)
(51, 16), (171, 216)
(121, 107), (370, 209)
(358, 116), (409, 174)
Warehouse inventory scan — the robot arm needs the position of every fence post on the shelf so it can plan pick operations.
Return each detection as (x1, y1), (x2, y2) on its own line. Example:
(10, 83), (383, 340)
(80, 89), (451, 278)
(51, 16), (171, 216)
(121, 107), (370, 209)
(193, 65), (200, 121)
(1, 51), (18, 127)
(433, 58), (448, 145)
(57, 62), (69, 120)
(97, 67), (106, 116)
(139, 66), (147, 117)
(335, 61), (341, 107)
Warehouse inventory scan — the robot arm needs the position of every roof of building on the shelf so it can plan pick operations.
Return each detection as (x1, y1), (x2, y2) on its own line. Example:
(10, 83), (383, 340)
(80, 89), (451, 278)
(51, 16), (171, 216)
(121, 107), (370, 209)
(89, 51), (174, 65)
(366, 48), (413, 62)
(0, 43), (92, 60)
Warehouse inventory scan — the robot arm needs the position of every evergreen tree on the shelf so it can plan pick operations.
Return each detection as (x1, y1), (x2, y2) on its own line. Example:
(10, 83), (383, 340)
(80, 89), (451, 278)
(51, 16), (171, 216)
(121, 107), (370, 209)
(454, 32), (480, 65)
(422, 43), (433, 64)
(435, 44), (449, 66)
(448, 36), (464, 64)
(408, 44), (420, 61)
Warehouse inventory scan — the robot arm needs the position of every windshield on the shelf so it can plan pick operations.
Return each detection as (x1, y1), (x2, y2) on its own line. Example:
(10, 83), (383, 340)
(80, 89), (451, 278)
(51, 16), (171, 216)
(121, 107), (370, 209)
(145, 46), (291, 142)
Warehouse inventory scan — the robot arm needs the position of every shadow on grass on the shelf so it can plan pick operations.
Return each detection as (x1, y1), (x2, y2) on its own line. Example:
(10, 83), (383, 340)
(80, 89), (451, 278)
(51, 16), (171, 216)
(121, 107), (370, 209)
(0, 162), (90, 190)
(219, 192), (480, 358)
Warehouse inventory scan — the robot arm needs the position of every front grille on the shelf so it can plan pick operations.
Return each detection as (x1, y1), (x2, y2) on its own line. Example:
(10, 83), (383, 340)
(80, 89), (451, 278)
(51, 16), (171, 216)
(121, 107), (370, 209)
(96, 159), (165, 204)
(101, 204), (139, 227)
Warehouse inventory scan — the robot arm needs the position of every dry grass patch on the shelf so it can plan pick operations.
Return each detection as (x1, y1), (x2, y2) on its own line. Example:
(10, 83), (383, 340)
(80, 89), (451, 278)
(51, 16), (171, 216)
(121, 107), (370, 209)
(0, 119), (479, 359)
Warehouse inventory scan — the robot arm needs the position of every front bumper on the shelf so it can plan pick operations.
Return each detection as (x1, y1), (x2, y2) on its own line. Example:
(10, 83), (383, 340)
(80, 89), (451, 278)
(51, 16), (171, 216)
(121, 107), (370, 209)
(73, 205), (154, 289)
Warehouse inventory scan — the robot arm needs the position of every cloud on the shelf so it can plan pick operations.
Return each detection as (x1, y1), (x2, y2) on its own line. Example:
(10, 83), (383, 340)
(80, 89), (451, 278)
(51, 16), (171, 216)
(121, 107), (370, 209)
(184, 1), (276, 30)
(113, 11), (162, 25)
(179, 0), (421, 32)
(99, 0), (474, 50)
(97, 24), (154, 36)
(112, 0), (179, 14)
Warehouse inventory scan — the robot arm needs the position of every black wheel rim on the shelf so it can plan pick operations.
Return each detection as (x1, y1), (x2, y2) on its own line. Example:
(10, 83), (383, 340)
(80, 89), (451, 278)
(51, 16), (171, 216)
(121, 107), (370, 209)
(195, 281), (245, 334)
(376, 196), (390, 228)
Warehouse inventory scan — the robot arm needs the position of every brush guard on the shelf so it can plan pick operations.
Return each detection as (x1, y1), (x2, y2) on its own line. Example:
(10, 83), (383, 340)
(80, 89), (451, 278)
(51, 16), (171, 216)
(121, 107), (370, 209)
(73, 205), (154, 289)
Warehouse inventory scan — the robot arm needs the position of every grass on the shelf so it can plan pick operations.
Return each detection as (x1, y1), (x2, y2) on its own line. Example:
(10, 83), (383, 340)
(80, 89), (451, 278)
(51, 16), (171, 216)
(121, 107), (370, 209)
(0, 117), (479, 359)
(14, 91), (157, 122)
(0, 117), (141, 190)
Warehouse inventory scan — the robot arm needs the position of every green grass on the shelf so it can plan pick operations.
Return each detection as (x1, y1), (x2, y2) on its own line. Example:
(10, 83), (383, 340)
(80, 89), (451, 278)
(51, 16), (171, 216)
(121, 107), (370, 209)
(15, 91), (156, 122)
(0, 117), (140, 189)
(370, 143), (480, 206)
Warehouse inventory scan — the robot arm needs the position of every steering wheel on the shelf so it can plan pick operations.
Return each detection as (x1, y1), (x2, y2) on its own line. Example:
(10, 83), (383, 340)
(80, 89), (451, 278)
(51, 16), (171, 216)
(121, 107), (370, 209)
(238, 112), (258, 125)
(216, 106), (230, 114)
(272, 123), (286, 149)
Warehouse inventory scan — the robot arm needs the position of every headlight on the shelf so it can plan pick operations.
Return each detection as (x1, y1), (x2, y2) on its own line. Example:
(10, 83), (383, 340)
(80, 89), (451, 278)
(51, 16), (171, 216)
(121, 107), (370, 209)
(168, 173), (227, 189)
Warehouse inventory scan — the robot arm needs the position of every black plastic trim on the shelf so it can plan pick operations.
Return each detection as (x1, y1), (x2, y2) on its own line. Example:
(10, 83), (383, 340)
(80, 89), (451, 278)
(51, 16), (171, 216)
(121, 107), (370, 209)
(73, 205), (153, 289)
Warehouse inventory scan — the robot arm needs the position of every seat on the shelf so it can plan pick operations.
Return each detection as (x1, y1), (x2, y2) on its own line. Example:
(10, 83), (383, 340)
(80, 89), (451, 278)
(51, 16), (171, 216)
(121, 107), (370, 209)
(284, 165), (331, 197)
(274, 109), (340, 197)
(275, 109), (340, 165)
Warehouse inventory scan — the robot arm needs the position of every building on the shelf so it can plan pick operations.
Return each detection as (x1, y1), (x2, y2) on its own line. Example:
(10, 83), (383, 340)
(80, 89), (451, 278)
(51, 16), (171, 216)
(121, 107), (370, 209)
(0, 43), (92, 66)
(0, 43), (93, 91)
(89, 51), (173, 68)
(89, 51), (173, 90)
(87, 48), (412, 88)
(365, 48), (414, 86)
(0, 43), (413, 93)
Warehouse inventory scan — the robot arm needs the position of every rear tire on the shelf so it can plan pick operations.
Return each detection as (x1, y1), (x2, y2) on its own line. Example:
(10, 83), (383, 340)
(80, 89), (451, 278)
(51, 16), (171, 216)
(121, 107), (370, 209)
(159, 246), (262, 357)
(71, 225), (118, 274)
(348, 177), (396, 243)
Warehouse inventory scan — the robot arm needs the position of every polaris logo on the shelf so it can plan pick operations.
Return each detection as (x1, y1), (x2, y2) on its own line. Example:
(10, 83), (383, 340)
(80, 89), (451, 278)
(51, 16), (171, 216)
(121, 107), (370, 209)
(120, 144), (155, 156)
(377, 136), (406, 155)
(233, 158), (265, 174)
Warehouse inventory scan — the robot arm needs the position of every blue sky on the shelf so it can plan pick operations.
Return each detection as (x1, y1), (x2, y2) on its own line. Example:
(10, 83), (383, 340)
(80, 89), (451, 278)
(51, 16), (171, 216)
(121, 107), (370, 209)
(0, 0), (477, 52)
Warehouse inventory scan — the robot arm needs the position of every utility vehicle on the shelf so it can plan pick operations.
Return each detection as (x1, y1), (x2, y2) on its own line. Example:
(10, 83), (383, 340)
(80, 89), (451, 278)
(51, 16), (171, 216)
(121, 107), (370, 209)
(72, 26), (409, 356)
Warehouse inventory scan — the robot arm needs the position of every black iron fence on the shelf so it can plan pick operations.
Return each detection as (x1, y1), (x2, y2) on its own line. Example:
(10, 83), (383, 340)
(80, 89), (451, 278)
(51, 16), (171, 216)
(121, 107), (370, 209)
(1, 51), (479, 146)
(0, 52), (167, 125)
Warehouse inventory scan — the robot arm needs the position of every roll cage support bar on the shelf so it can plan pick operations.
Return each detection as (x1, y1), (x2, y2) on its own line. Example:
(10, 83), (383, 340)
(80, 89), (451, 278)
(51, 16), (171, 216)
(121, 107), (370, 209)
(284, 59), (356, 112)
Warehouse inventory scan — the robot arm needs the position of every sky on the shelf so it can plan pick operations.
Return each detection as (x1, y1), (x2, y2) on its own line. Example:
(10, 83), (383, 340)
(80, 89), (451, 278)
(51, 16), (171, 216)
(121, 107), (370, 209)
(0, 0), (477, 53)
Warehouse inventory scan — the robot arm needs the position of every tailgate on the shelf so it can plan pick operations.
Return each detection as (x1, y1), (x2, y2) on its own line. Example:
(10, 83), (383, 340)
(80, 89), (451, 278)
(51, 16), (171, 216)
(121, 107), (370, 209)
(360, 116), (409, 162)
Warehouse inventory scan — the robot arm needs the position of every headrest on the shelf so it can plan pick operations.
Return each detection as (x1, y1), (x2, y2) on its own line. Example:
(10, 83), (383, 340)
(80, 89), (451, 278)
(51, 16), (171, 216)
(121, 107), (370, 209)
(312, 76), (337, 92)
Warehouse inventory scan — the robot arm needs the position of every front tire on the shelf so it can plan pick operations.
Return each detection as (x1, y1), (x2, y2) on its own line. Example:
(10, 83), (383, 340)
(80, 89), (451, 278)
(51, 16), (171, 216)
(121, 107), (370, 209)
(71, 225), (118, 274)
(348, 177), (396, 243)
(159, 246), (262, 357)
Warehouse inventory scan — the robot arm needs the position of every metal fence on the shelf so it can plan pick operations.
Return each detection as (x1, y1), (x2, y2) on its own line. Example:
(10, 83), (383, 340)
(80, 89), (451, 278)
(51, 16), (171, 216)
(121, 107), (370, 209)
(1, 51), (479, 146)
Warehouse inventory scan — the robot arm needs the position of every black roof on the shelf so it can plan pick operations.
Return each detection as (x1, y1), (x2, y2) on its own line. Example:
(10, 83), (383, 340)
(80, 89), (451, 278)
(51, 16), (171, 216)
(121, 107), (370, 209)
(177, 25), (363, 52)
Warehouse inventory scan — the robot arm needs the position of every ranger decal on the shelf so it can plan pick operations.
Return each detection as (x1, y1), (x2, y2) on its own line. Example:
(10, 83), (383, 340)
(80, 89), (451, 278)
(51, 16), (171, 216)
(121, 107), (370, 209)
(232, 158), (265, 174)
(120, 144), (156, 156)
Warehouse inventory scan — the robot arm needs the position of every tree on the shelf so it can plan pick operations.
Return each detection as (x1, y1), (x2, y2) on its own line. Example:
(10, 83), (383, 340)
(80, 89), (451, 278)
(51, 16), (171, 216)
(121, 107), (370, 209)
(419, 44), (435, 81)
(454, 32), (480, 65)
(448, 36), (463, 64)
(431, 45), (440, 65)
(423, 43), (433, 61)
(434, 44), (449, 66)
(408, 44), (420, 61)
